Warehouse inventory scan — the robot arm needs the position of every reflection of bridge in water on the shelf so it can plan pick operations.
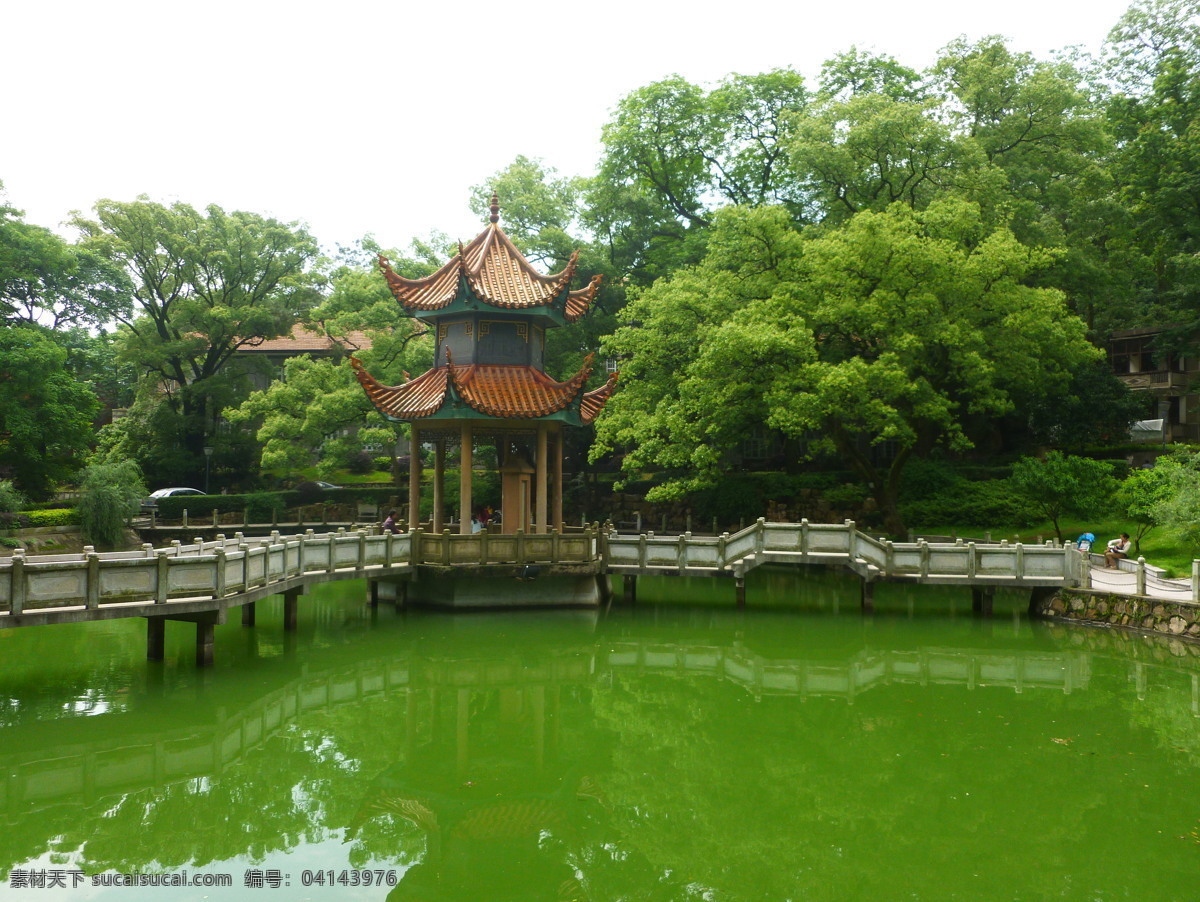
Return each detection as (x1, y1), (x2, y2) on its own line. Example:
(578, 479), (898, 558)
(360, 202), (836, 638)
(603, 642), (1093, 701)
(7, 632), (1200, 824)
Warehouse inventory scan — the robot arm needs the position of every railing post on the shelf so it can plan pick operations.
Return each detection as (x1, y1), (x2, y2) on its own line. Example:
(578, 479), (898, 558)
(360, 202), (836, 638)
(551, 527), (560, 564)
(1193, 560), (1200, 604)
(755, 518), (766, 555)
(967, 542), (977, 579)
(385, 530), (395, 568)
(241, 540), (251, 591)
(156, 550), (170, 604)
(885, 540), (895, 577)
(215, 546), (227, 598)
(480, 528), (490, 565)
(442, 529), (452, 566)
(357, 528), (367, 571)
(327, 533), (337, 573)
(800, 519), (809, 557)
(142, 543), (154, 558)
(85, 550), (100, 609)
(919, 539), (930, 578)
(1136, 556), (1146, 596)
(10, 550), (25, 615)
(678, 532), (690, 572)
(717, 533), (728, 570)
(1015, 543), (1025, 580)
(638, 533), (648, 570)
(1080, 550), (1092, 589)
(212, 509), (219, 528)
(183, 509), (189, 529)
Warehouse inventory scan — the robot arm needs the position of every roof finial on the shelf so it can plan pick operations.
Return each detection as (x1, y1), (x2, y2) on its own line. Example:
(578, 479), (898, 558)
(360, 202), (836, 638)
(489, 191), (500, 224)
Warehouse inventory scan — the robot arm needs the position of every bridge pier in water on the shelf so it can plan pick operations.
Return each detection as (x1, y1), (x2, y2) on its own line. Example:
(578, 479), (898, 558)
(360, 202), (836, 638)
(242, 602), (255, 627)
(972, 587), (995, 617)
(145, 611), (223, 667)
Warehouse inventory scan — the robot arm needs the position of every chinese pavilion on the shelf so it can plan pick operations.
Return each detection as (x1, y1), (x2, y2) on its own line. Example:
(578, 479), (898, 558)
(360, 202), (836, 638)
(351, 195), (618, 535)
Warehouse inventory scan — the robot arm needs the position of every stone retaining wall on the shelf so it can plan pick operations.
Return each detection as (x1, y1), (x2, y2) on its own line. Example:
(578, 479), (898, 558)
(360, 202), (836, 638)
(1039, 588), (1200, 640)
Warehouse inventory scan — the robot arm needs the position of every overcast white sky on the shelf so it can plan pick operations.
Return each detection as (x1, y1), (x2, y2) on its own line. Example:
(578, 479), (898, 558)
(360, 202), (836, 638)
(2, 0), (1134, 254)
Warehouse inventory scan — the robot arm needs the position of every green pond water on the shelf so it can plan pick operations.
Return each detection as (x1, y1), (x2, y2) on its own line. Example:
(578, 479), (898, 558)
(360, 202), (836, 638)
(2, 569), (1199, 901)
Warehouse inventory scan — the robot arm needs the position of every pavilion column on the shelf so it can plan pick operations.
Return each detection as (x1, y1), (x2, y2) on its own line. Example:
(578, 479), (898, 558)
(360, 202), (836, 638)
(553, 425), (563, 530)
(408, 425), (421, 528)
(433, 439), (445, 533)
(536, 423), (548, 534)
(459, 421), (473, 535)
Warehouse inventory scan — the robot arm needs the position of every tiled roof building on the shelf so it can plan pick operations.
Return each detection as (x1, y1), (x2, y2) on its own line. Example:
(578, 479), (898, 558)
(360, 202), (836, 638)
(353, 195), (617, 535)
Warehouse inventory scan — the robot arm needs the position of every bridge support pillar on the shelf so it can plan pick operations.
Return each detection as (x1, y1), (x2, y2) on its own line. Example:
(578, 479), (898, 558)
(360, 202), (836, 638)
(368, 580), (379, 608)
(861, 580), (875, 614)
(623, 576), (637, 604)
(283, 589), (301, 632)
(146, 618), (165, 661)
(242, 602), (256, 627)
(596, 573), (612, 605)
(196, 619), (215, 668)
(971, 587), (994, 617)
(735, 577), (746, 610)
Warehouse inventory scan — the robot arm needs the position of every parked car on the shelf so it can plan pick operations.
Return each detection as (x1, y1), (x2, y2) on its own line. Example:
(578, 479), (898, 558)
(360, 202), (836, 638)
(140, 487), (205, 512)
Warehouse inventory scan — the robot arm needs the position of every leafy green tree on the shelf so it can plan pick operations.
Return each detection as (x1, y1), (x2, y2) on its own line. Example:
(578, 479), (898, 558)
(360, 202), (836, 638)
(1115, 463), (1174, 552)
(226, 251), (433, 477)
(0, 324), (98, 499)
(1101, 0), (1200, 336)
(469, 156), (583, 268)
(0, 188), (130, 329)
(1148, 448), (1200, 552)
(593, 199), (1099, 536)
(1010, 451), (1118, 542)
(787, 93), (968, 223)
(78, 460), (146, 548)
(588, 70), (809, 280)
(76, 199), (322, 483)
(817, 47), (926, 103)
(1024, 358), (1145, 451)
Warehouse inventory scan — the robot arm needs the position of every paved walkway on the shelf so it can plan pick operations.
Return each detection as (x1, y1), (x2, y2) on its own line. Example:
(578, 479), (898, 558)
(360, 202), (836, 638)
(1086, 561), (1194, 601)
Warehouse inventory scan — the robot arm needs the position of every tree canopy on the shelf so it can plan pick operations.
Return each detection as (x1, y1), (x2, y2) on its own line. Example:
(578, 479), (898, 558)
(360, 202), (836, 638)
(77, 198), (322, 483)
(593, 200), (1100, 535)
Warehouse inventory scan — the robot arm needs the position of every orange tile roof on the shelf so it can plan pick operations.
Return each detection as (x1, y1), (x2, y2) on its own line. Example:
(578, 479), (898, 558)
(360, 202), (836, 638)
(378, 223), (602, 322)
(351, 360), (448, 419)
(240, 324), (372, 354)
(580, 372), (619, 425)
(349, 355), (618, 423)
(446, 351), (594, 418)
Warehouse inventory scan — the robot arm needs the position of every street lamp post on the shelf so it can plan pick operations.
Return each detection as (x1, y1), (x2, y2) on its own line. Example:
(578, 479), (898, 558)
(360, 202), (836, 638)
(203, 446), (213, 494)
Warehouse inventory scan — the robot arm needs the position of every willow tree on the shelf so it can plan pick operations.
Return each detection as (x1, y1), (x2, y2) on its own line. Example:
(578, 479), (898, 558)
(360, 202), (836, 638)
(592, 200), (1099, 536)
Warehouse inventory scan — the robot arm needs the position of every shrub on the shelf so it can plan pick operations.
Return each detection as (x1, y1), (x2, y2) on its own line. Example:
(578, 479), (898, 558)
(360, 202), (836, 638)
(23, 509), (79, 527)
(245, 492), (285, 522)
(79, 461), (146, 547)
(0, 480), (26, 517)
(901, 479), (1039, 529)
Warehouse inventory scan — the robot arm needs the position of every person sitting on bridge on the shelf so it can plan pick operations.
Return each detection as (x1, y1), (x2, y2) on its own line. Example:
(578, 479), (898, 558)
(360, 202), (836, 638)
(1104, 533), (1131, 568)
(382, 510), (400, 534)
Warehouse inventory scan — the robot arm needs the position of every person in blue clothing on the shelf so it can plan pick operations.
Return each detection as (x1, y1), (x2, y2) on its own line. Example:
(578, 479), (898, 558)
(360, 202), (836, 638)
(1076, 533), (1095, 552)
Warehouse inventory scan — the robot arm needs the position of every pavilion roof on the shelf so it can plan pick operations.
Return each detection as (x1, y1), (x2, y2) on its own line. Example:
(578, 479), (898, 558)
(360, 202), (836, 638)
(377, 202), (602, 323)
(350, 355), (618, 424)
